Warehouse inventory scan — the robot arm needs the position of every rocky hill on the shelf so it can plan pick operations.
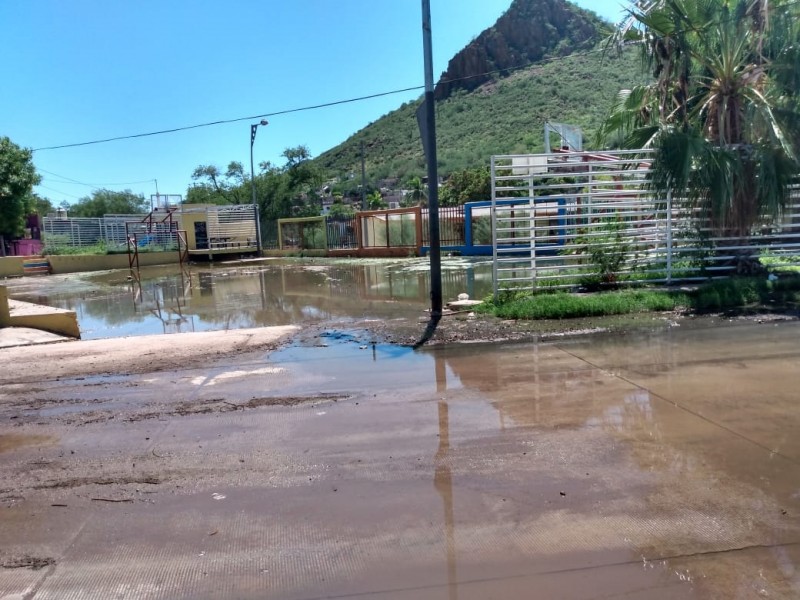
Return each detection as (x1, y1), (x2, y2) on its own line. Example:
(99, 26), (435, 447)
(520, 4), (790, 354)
(315, 0), (643, 186)
(435, 0), (603, 100)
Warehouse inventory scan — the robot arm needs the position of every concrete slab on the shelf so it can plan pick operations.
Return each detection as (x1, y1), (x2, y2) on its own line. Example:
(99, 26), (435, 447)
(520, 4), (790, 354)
(1, 286), (79, 339)
(0, 327), (72, 348)
(6, 299), (80, 338)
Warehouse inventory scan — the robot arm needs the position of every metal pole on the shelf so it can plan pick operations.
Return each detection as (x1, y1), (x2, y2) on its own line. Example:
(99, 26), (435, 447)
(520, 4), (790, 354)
(491, 158), (498, 299)
(250, 122), (264, 255)
(420, 0), (442, 332)
(360, 141), (367, 211)
(666, 187), (673, 283)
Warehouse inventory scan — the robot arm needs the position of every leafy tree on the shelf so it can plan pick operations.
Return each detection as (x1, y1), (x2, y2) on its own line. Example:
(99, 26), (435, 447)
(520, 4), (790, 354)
(69, 189), (148, 217)
(0, 136), (40, 245)
(257, 146), (325, 220)
(31, 194), (55, 217)
(328, 202), (356, 218)
(597, 0), (800, 244)
(439, 167), (491, 206)
(189, 162), (247, 204)
(186, 146), (327, 243)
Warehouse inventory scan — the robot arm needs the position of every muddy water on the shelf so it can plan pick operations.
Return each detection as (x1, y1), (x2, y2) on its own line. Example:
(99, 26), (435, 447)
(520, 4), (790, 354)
(2, 323), (799, 598)
(5, 257), (491, 339)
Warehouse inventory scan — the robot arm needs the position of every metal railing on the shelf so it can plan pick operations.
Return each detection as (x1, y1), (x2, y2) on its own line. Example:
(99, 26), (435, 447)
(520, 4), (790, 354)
(491, 150), (800, 295)
(421, 206), (465, 246)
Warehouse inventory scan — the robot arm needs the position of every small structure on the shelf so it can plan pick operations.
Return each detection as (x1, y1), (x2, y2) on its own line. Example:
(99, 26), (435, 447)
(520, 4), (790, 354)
(177, 204), (259, 259)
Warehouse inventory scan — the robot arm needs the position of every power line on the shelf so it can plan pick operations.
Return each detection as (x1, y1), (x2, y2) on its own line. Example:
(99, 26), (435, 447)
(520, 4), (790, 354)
(37, 184), (83, 199)
(39, 168), (155, 187)
(29, 2), (800, 155)
(32, 85), (425, 152)
(29, 47), (611, 154)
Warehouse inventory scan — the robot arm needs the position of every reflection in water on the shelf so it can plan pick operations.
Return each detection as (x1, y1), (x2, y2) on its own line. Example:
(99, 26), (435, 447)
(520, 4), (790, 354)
(130, 269), (196, 334)
(434, 351), (458, 600)
(432, 338), (800, 596)
(11, 258), (492, 339)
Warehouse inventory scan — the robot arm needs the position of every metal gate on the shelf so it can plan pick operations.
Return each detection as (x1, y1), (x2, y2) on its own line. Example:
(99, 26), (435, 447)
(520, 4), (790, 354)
(491, 150), (800, 295)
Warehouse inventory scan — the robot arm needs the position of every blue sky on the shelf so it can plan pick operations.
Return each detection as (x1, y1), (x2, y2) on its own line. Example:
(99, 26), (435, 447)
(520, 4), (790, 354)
(1, 0), (628, 206)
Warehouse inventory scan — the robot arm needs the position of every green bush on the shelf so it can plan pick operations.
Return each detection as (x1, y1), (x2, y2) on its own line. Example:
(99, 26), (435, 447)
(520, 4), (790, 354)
(579, 218), (631, 289)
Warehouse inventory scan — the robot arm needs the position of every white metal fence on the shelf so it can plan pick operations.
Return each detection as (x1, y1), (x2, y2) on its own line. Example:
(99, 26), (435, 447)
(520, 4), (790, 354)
(42, 214), (178, 252)
(491, 150), (800, 295)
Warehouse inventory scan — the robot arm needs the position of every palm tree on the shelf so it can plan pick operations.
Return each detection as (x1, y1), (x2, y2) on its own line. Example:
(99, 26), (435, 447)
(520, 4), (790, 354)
(597, 0), (800, 251)
(405, 176), (428, 207)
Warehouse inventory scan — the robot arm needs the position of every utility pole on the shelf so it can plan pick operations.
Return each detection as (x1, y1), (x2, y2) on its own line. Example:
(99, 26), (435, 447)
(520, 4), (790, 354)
(415, 0), (443, 347)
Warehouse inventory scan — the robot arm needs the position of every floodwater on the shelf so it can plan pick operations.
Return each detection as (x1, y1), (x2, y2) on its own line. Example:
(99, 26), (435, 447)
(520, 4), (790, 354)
(1, 321), (799, 598)
(5, 257), (493, 339)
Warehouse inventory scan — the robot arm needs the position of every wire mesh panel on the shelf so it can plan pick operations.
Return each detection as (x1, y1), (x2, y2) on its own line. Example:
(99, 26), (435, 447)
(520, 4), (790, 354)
(490, 150), (800, 295)
(278, 217), (326, 250)
(358, 208), (419, 249)
(326, 216), (358, 250)
(386, 212), (418, 247)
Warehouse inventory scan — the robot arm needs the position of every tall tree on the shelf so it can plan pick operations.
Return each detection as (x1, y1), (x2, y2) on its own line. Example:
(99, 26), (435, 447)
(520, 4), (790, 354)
(0, 137), (40, 249)
(597, 0), (800, 245)
(69, 189), (148, 217)
(438, 167), (491, 206)
(31, 194), (55, 217)
(189, 162), (247, 204)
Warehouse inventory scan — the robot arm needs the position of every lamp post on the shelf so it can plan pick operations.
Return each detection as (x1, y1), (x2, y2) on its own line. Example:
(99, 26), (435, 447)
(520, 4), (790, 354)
(250, 119), (268, 254)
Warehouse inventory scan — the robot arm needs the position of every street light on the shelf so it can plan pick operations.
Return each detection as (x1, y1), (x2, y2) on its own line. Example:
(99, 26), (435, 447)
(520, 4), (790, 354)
(250, 119), (268, 254)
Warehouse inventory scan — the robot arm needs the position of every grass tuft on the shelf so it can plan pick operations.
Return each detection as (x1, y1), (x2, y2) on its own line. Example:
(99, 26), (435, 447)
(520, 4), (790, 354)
(481, 275), (800, 320)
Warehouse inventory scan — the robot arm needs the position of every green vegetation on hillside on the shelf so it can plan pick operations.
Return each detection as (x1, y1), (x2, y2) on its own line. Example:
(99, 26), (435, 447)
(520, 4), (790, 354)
(317, 48), (646, 184)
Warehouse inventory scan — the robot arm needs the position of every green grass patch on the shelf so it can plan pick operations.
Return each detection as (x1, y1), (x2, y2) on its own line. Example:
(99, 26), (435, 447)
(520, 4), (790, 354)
(43, 243), (177, 256)
(480, 289), (688, 320)
(482, 275), (800, 320)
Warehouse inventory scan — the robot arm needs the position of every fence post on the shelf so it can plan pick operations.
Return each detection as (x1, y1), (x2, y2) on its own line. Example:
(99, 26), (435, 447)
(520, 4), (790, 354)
(529, 174), (536, 290)
(491, 158), (498, 299)
(666, 188), (673, 284)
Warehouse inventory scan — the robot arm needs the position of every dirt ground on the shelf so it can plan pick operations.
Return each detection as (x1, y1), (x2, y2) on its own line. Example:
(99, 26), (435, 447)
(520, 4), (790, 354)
(2, 314), (800, 599)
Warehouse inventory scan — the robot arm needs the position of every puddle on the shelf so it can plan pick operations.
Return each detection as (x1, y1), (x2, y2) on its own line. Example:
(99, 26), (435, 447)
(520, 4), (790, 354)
(264, 329), (463, 395)
(5, 257), (492, 339)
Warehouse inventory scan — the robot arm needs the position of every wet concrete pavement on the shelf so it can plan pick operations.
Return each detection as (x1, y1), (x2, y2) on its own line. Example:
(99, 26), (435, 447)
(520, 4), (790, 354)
(1, 322), (799, 598)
